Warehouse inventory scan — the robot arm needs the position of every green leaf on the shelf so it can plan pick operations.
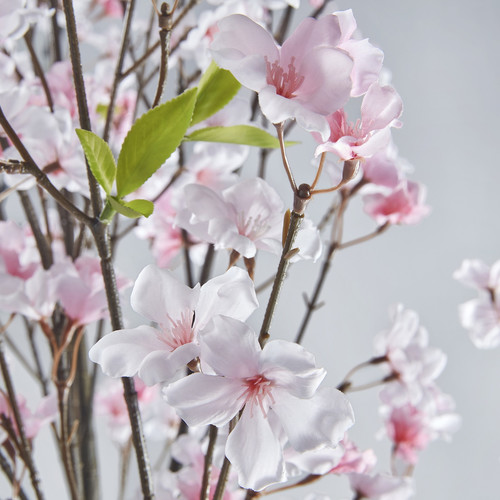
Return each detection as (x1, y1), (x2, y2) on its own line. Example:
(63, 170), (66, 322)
(75, 129), (116, 195)
(116, 87), (198, 197)
(185, 125), (297, 149)
(107, 196), (154, 219)
(191, 61), (241, 126)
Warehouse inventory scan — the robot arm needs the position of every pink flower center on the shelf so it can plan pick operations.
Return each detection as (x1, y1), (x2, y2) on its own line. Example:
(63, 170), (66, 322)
(236, 211), (269, 241)
(265, 56), (305, 99)
(240, 374), (275, 417)
(160, 310), (194, 351)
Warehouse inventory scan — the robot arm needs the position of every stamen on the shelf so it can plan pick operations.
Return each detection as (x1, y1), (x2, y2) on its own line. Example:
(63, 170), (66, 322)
(239, 374), (274, 418)
(265, 56), (305, 99)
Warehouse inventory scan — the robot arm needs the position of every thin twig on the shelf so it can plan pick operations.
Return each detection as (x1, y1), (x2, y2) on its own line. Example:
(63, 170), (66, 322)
(259, 209), (304, 347)
(200, 425), (218, 500)
(103, 0), (137, 142)
(0, 448), (31, 500)
(0, 333), (45, 500)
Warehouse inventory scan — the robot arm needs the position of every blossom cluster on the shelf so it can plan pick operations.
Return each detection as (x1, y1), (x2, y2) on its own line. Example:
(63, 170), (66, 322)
(0, 1), (457, 500)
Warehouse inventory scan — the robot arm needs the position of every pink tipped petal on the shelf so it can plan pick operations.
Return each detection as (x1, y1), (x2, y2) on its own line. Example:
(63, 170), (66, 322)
(271, 387), (354, 452)
(361, 84), (403, 134)
(138, 342), (200, 385)
(89, 326), (166, 378)
(200, 316), (261, 378)
(195, 267), (258, 330)
(163, 373), (244, 427)
(226, 408), (285, 490)
(131, 265), (199, 324)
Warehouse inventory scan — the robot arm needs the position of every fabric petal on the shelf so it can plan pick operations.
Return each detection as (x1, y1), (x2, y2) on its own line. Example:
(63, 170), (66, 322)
(138, 342), (200, 385)
(163, 373), (243, 427)
(210, 14), (278, 91)
(271, 387), (354, 452)
(196, 267), (258, 330)
(200, 316), (261, 378)
(89, 325), (167, 378)
(262, 340), (325, 398)
(131, 265), (199, 325)
(226, 408), (285, 490)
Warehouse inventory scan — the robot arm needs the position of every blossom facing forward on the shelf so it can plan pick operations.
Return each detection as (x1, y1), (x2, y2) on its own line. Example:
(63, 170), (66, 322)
(211, 13), (354, 139)
(89, 265), (258, 385)
(164, 316), (354, 490)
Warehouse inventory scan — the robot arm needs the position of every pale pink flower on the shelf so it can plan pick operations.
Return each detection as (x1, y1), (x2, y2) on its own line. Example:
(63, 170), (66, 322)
(176, 178), (284, 259)
(348, 472), (414, 500)
(211, 13), (354, 139)
(136, 190), (185, 269)
(164, 316), (354, 490)
(95, 378), (178, 445)
(384, 404), (431, 465)
(171, 434), (243, 500)
(0, 390), (57, 444)
(335, 10), (384, 97)
(362, 179), (430, 225)
(374, 305), (447, 405)
(315, 83), (403, 161)
(89, 266), (258, 385)
(454, 259), (500, 348)
(330, 435), (376, 475)
(53, 255), (130, 327)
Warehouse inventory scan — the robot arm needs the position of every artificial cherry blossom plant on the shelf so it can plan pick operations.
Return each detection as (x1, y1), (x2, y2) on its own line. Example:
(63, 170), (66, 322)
(0, 1), (460, 500)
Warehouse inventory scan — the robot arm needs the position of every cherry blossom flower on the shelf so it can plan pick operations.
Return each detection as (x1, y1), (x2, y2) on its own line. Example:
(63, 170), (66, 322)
(89, 265), (258, 385)
(95, 378), (178, 445)
(164, 316), (354, 490)
(0, 390), (57, 445)
(53, 255), (130, 327)
(211, 13), (354, 139)
(454, 259), (500, 348)
(170, 434), (243, 500)
(348, 472), (414, 500)
(373, 305), (447, 405)
(176, 177), (284, 259)
(362, 179), (430, 225)
(315, 83), (403, 161)
(330, 435), (377, 475)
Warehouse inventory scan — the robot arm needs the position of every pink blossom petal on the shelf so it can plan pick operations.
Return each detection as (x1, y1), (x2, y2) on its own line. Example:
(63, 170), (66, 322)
(361, 83), (403, 135)
(271, 387), (354, 452)
(163, 373), (244, 427)
(341, 38), (384, 96)
(195, 267), (258, 331)
(200, 316), (261, 378)
(226, 408), (285, 490)
(262, 340), (325, 398)
(453, 259), (491, 289)
(210, 14), (278, 91)
(131, 265), (200, 325)
(280, 16), (343, 63)
(89, 326), (167, 378)
(138, 343), (201, 386)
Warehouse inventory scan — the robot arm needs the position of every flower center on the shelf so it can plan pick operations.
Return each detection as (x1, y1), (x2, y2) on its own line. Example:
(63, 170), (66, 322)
(159, 309), (194, 351)
(236, 211), (269, 241)
(265, 56), (305, 99)
(240, 374), (275, 417)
